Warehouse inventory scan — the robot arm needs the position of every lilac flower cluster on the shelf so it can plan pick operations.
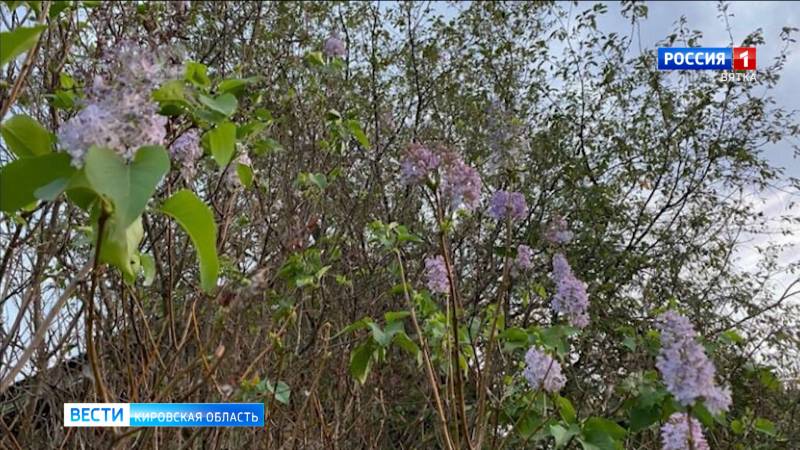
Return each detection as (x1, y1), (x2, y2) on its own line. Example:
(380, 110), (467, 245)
(400, 143), (440, 185)
(545, 215), (575, 245)
(514, 244), (533, 272)
(655, 311), (732, 415)
(424, 256), (449, 294)
(488, 190), (527, 222)
(523, 347), (566, 393)
(323, 34), (346, 58)
(58, 42), (176, 166)
(550, 253), (590, 328)
(400, 143), (483, 211)
(442, 159), (482, 210)
(660, 413), (710, 450)
(169, 130), (202, 181)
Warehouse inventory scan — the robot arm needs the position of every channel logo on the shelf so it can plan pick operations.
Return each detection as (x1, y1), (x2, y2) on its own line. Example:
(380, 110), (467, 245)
(658, 47), (756, 71)
(64, 403), (265, 427)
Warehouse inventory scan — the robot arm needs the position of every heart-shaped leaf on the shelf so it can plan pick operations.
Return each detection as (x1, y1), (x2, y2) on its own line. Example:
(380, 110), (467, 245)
(84, 145), (170, 228)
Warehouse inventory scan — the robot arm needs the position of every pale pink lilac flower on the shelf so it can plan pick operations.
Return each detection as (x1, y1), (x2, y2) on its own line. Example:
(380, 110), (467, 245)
(323, 34), (346, 58)
(169, 130), (202, 181)
(514, 245), (533, 272)
(57, 42), (175, 166)
(545, 215), (574, 245)
(488, 190), (527, 221)
(442, 159), (481, 210)
(424, 256), (449, 294)
(523, 347), (566, 393)
(660, 413), (710, 450)
(551, 253), (590, 328)
(400, 143), (440, 185)
(656, 311), (732, 415)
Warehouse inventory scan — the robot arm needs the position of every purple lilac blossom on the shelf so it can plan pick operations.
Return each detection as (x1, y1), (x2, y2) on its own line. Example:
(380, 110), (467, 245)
(523, 347), (566, 393)
(442, 159), (482, 210)
(488, 190), (528, 221)
(660, 413), (710, 450)
(514, 245), (533, 272)
(57, 42), (174, 166)
(169, 130), (202, 181)
(400, 143), (440, 185)
(655, 311), (732, 414)
(550, 253), (590, 328)
(545, 215), (574, 245)
(323, 34), (346, 58)
(424, 256), (449, 294)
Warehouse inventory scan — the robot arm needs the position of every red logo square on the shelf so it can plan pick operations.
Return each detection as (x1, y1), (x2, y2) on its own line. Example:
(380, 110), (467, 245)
(733, 47), (756, 71)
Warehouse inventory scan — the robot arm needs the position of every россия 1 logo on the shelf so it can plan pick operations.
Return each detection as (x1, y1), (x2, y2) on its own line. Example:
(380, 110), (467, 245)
(658, 47), (756, 71)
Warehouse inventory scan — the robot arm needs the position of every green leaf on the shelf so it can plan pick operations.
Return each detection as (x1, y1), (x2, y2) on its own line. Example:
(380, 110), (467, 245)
(336, 317), (371, 338)
(556, 395), (577, 423)
(99, 216), (144, 281)
(345, 119), (371, 149)
(0, 25), (46, 67)
(199, 93), (237, 118)
(730, 419), (744, 434)
(153, 80), (187, 105)
(754, 418), (776, 436)
(367, 322), (390, 347)
(218, 76), (259, 96)
(349, 340), (375, 384)
(84, 146), (170, 229)
(0, 152), (74, 213)
(1, 114), (53, 157)
(720, 329), (745, 345)
(628, 403), (660, 433)
(392, 331), (420, 358)
(207, 122), (237, 167)
(305, 51), (325, 67)
(140, 253), (155, 286)
(185, 61), (210, 88)
(236, 163), (253, 188)
(551, 423), (580, 448)
(384, 311), (411, 323)
(265, 380), (291, 405)
(308, 173), (327, 190)
(580, 417), (626, 450)
(160, 190), (219, 293)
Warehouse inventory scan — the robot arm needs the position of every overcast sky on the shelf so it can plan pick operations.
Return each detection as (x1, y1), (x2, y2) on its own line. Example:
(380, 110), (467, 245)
(598, 1), (799, 286)
(433, 1), (800, 287)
